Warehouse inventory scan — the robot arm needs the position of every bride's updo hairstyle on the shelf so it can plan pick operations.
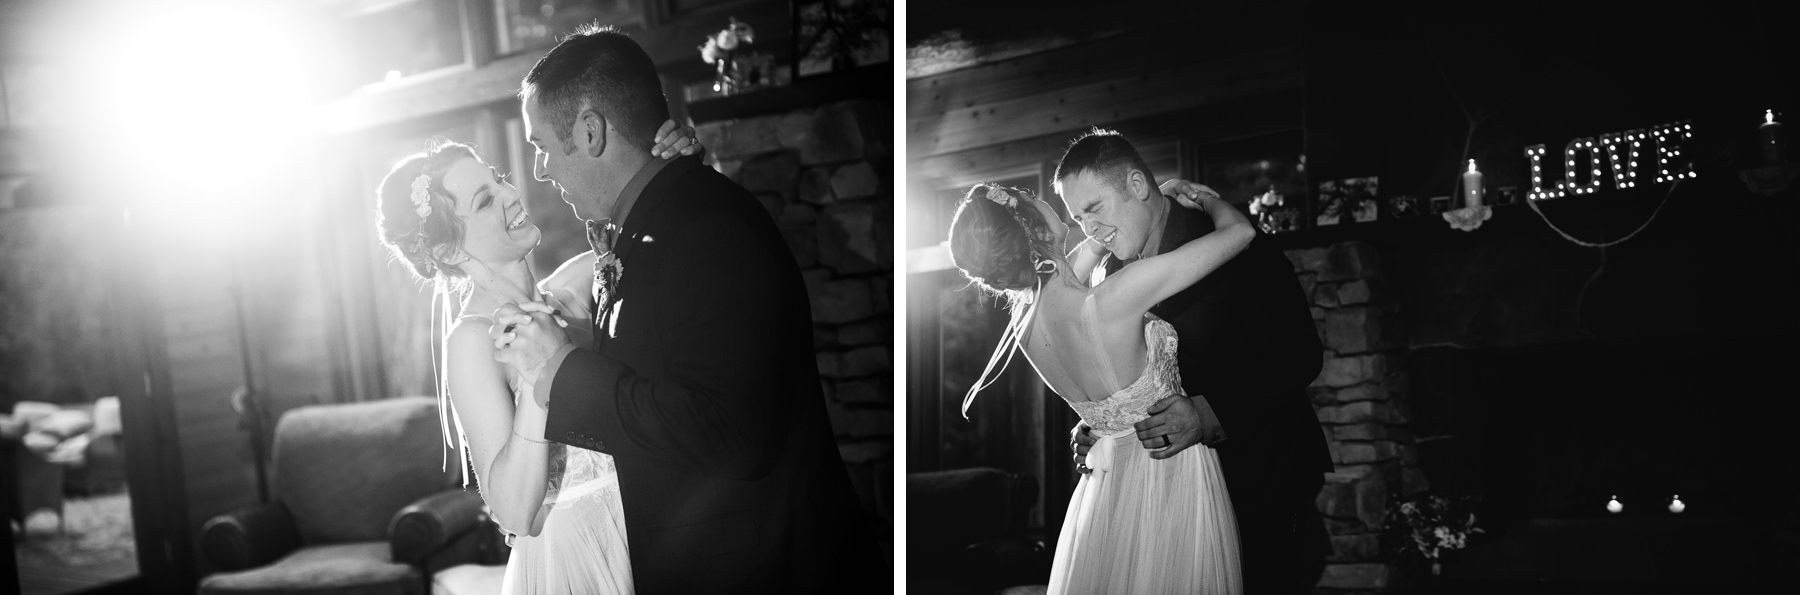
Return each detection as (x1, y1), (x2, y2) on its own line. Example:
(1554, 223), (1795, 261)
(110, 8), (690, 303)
(376, 140), (480, 284)
(947, 183), (1071, 299)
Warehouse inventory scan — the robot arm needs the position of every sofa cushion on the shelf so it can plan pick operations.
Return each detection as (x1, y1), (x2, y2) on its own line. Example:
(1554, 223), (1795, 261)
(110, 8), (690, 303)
(431, 564), (505, 595)
(272, 397), (459, 545)
(31, 409), (92, 439)
(197, 541), (421, 595)
(91, 396), (123, 437)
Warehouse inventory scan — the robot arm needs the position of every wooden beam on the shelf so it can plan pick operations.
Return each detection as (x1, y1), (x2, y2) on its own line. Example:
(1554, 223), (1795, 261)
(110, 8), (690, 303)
(907, 13), (1292, 117)
(909, 90), (1304, 186)
(908, 45), (1301, 158)
(315, 0), (791, 136)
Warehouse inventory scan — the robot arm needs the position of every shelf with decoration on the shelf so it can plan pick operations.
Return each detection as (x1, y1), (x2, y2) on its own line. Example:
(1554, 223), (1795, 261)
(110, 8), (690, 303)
(678, 1), (891, 124)
(1260, 113), (1794, 253)
(683, 62), (889, 124)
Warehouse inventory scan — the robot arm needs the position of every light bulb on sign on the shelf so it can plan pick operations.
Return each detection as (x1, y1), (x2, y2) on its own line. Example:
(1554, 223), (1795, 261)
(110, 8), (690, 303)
(1669, 495), (1685, 514)
(1564, 137), (1602, 195)
(1607, 495), (1623, 514)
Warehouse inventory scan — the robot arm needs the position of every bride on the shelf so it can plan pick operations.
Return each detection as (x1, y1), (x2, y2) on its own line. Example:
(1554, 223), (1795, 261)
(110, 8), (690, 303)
(373, 122), (698, 594)
(948, 180), (1252, 594)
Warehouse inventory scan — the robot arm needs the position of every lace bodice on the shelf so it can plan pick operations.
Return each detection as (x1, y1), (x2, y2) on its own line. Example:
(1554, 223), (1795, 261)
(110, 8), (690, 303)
(544, 444), (617, 509)
(1065, 316), (1183, 433)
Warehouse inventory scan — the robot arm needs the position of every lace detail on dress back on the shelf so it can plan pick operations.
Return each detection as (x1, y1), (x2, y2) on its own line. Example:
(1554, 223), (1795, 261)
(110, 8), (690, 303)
(1065, 316), (1183, 433)
(543, 445), (617, 508)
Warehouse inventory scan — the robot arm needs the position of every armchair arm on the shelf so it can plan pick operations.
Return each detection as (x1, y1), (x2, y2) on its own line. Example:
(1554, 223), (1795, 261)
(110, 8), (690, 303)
(200, 501), (301, 572)
(389, 488), (486, 566)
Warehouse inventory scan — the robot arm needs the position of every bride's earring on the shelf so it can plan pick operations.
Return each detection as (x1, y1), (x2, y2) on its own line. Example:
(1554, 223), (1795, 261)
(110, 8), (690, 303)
(1035, 259), (1056, 275)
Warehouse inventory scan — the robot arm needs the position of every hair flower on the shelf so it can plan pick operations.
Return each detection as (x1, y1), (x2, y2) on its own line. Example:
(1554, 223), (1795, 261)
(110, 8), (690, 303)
(986, 187), (1018, 208)
(410, 174), (433, 218)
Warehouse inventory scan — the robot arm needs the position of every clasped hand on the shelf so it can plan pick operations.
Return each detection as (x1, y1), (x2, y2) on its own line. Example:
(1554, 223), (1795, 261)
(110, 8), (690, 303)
(490, 301), (572, 399)
(1159, 179), (1221, 211)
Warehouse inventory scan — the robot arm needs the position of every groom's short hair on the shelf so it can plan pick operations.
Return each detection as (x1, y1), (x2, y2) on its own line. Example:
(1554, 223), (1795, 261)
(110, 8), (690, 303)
(520, 24), (670, 153)
(1053, 128), (1157, 198)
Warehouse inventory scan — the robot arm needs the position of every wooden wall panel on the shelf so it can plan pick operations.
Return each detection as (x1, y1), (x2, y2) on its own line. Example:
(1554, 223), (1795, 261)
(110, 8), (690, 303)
(146, 243), (259, 573)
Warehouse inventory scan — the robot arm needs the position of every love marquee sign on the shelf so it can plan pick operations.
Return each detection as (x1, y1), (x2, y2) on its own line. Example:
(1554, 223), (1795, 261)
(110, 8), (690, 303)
(1524, 121), (1695, 200)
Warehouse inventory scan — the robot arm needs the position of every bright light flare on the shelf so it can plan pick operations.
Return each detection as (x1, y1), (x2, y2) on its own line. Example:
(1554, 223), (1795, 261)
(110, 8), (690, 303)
(58, 1), (330, 240)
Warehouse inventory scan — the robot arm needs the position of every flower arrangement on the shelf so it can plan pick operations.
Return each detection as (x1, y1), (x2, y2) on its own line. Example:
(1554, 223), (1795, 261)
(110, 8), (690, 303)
(699, 17), (753, 65)
(1248, 188), (1287, 233)
(1382, 493), (1485, 575)
(699, 17), (766, 95)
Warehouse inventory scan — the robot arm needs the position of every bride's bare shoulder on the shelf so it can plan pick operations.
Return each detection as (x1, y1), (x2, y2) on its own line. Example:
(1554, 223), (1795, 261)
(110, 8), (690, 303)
(445, 317), (497, 358)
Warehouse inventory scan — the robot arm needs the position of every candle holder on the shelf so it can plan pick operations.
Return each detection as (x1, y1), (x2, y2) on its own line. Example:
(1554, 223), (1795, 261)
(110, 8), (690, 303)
(1443, 205), (1491, 232)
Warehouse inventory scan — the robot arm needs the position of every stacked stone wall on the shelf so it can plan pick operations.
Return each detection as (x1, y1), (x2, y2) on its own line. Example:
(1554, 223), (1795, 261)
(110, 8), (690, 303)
(696, 100), (895, 468)
(1287, 241), (1427, 593)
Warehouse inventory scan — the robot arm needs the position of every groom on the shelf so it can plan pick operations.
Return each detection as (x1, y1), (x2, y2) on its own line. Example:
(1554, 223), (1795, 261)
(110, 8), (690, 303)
(1060, 129), (1331, 594)
(491, 25), (877, 594)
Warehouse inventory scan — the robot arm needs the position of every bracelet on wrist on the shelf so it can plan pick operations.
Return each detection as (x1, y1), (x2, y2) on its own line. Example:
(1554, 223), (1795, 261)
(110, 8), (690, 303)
(513, 431), (550, 444)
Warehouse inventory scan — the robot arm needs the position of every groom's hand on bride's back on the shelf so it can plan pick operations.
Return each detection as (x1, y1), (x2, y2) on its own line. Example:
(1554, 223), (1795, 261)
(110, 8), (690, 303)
(1070, 423), (1095, 470)
(1135, 395), (1226, 460)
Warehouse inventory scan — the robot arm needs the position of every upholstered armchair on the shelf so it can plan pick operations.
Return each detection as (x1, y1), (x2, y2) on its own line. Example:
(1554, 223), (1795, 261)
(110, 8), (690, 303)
(198, 396), (500, 595)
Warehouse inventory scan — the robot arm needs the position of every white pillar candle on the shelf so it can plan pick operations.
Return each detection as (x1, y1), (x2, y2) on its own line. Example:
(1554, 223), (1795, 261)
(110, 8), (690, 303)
(1463, 159), (1484, 207)
(1762, 110), (1786, 165)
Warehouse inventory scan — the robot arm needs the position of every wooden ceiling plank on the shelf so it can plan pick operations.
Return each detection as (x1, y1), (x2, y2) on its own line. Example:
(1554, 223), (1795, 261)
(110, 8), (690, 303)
(910, 90), (1303, 186)
(908, 46), (1300, 158)
(908, 21), (1292, 117)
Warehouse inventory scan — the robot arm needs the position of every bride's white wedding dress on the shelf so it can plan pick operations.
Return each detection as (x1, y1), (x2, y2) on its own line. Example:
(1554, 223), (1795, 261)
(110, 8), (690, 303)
(501, 440), (633, 594)
(460, 314), (632, 595)
(1045, 298), (1241, 595)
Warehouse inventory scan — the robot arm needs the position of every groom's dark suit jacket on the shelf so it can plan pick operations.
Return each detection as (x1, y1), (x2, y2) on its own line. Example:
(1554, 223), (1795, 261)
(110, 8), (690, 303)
(543, 155), (877, 594)
(1107, 197), (1331, 591)
(1112, 199), (1332, 484)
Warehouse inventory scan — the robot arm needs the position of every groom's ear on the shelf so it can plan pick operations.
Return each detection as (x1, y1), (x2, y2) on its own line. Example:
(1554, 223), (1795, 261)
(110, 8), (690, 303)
(578, 109), (607, 158)
(1128, 168), (1150, 201)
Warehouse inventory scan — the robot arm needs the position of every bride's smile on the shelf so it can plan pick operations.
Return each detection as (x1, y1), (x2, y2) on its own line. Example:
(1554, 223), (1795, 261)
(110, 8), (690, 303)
(441, 156), (541, 264)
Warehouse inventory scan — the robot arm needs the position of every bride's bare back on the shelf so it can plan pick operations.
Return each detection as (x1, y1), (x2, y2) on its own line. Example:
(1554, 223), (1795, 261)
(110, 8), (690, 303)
(1017, 193), (1255, 403)
(1019, 282), (1152, 402)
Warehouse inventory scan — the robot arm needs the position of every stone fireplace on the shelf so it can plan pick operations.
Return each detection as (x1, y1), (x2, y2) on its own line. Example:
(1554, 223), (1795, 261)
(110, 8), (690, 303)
(1291, 238), (1795, 592)
(694, 98), (895, 515)
(1286, 241), (1423, 591)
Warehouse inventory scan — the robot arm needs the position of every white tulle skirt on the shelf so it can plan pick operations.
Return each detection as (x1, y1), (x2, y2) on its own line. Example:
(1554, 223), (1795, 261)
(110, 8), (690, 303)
(1048, 428), (1241, 595)
(501, 476), (634, 595)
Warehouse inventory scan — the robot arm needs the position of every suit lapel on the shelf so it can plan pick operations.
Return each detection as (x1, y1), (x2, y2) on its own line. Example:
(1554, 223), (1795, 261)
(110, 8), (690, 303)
(614, 155), (703, 264)
(594, 155), (704, 349)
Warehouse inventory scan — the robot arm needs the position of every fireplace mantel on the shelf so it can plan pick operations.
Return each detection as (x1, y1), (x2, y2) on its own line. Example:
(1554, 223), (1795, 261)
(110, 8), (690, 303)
(687, 64), (890, 124)
(1262, 175), (1794, 253)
